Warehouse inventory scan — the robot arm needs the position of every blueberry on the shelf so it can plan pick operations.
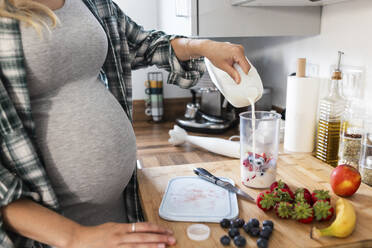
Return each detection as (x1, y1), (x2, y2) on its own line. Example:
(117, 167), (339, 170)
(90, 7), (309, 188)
(242, 223), (251, 234)
(262, 226), (273, 234)
(233, 235), (246, 247)
(260, 227), (272, 239)
(257, 238), (269, 248)
(231, 218), (245, 228)
(262, 220), (274, 229)
(249, 227), (260, 237)
(247, 218), (260, 229)
(228, 227), (240, 238)
(220, 218), (231, 228)
(220, 235), (230, 246)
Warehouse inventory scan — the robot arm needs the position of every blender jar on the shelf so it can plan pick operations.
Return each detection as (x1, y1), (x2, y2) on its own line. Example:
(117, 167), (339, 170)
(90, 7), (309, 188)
(240, 111), (281, 188)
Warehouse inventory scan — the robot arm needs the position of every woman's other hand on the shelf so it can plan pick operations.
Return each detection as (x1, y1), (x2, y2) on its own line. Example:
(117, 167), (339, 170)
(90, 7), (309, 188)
(68, 222), (175, 248)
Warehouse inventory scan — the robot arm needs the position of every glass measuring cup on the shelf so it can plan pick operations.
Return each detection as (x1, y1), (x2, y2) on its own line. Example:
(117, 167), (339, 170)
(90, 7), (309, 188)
(240, 111), (281, 188)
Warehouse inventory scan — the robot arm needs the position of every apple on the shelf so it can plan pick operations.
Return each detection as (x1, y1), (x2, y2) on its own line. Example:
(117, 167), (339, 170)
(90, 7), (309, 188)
(330, 164), (361, 197)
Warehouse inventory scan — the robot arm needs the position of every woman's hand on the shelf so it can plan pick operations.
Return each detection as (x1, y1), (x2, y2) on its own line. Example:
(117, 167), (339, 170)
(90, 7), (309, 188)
(171, 38), (250, 84)
(199, 40), (250, 84)
(68, 222), (176, 248)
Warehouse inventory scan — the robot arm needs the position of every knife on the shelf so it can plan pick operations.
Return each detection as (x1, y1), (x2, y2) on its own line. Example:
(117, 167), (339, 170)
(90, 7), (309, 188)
(193, 167), (255, 202)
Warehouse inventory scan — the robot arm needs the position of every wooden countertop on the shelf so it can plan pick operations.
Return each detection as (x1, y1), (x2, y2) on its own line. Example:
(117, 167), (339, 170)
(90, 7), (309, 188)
(138, 153), (372, 248)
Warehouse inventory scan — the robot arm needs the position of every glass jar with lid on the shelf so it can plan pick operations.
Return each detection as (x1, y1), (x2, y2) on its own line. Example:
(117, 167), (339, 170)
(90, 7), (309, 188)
(338, 100), (365, 169)
(359, 120), (372, 186)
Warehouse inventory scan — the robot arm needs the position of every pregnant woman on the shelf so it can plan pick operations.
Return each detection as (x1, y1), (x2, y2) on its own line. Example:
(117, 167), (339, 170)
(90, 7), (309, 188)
(0, 0), (249, 247)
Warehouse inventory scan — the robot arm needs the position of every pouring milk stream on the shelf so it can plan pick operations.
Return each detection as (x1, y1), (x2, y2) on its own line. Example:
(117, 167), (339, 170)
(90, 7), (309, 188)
(205, 58), (267, 187)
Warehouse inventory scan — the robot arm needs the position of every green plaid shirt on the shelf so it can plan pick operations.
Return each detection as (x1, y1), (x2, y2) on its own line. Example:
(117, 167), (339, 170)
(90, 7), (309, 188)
(0, 0), (205, 247)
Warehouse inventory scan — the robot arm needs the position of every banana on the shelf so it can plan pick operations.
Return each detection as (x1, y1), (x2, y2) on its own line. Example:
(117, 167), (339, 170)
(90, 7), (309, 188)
(311, 198), (356, 238)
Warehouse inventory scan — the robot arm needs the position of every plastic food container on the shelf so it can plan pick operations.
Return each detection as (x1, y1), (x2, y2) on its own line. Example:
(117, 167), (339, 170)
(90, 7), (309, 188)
(240, 111), (281, 188)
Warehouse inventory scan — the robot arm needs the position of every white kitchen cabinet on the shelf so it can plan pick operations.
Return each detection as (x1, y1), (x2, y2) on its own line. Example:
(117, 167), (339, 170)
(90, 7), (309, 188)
(157, 0), (321, 37)
(231, 0), (350, 6)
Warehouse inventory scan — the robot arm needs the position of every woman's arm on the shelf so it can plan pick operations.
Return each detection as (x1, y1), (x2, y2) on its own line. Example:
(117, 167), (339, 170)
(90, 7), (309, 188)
(2, 198), (78, 248)
(170, 38), (251, 84)
(2, 199), (175, 248)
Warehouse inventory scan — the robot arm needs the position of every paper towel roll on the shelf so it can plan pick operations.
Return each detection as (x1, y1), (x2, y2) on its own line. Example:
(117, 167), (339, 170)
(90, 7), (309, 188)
(284, 76), (320, 152)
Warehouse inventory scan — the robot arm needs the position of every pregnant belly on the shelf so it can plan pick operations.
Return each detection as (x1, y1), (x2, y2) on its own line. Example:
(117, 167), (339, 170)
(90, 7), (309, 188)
(31, 79), (136, 224)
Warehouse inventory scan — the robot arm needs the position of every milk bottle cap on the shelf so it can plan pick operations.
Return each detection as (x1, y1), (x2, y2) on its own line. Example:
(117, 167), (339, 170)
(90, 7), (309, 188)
(205, 57), (263, 108)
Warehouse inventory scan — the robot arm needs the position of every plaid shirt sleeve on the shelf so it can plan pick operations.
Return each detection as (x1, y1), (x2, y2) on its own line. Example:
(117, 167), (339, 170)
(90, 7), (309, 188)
(113, 3), (206, 89)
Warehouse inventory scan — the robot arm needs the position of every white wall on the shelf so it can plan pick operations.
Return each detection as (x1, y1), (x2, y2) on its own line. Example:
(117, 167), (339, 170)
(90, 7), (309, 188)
(217, 0), (372, 108)
(115, 0), (191, 100)
(157, 0), (193, 36)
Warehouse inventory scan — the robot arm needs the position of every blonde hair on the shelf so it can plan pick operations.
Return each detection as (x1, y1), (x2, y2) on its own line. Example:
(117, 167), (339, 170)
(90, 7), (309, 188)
(0, 0), (59, 35)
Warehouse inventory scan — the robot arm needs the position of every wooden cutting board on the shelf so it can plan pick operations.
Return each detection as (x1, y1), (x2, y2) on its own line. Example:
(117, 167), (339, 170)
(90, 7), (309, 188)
(137, 153), (372, 248)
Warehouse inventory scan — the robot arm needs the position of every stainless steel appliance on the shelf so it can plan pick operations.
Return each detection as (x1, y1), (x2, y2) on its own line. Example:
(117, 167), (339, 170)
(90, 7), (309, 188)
(175, 72), (237, 133)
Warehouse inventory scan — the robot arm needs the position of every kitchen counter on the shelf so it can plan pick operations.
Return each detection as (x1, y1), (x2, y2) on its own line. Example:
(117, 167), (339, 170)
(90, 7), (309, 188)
(133, 120), (239, 168)
(138, 153), (372, 248)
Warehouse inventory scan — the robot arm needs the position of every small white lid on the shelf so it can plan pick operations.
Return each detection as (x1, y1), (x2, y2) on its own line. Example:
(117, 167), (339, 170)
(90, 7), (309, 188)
(187, 224), (210, 241)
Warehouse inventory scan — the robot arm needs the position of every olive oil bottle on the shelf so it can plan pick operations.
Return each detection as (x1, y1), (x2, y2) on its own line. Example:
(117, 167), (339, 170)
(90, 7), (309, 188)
(315, 52), (346, 167)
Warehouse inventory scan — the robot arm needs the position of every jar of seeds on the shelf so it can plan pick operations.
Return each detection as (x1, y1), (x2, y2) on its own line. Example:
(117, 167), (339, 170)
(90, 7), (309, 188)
(338, 102), (365, 169)
(359, 121), (372, 186)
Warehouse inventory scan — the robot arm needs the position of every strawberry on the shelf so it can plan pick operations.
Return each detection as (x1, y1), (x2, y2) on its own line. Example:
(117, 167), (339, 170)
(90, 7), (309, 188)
(275, 202), (293, 219)
(242, 158), (253, 171)
(270, 179), (290, 192)
(313, 200), (334, 221)
(311, 189), (331, 204)
(256, 191), (276, 211)
(273, 188), (294, 203)
(292, 202), (314, 224)
(294, 188), (312, 205)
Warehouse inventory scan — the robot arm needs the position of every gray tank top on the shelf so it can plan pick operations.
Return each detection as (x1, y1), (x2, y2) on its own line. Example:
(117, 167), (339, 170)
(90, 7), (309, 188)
(20, 0), (136, 225)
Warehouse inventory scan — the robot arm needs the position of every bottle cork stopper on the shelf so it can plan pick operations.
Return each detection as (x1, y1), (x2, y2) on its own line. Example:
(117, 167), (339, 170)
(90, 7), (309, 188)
(332, 71), (342, 80)
(296, 58), (306, 78)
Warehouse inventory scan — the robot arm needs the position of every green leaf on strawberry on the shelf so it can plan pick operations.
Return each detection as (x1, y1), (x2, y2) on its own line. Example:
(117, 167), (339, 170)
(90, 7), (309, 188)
(294, 188), (312, 205)
(292, 202), (314, 224)
(256, 191), (276, 211)
(273, 188), (294, 203)
(311, 189), (331, 204)
(313, 200), (334, 221)
(275, 202), (293, 219)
